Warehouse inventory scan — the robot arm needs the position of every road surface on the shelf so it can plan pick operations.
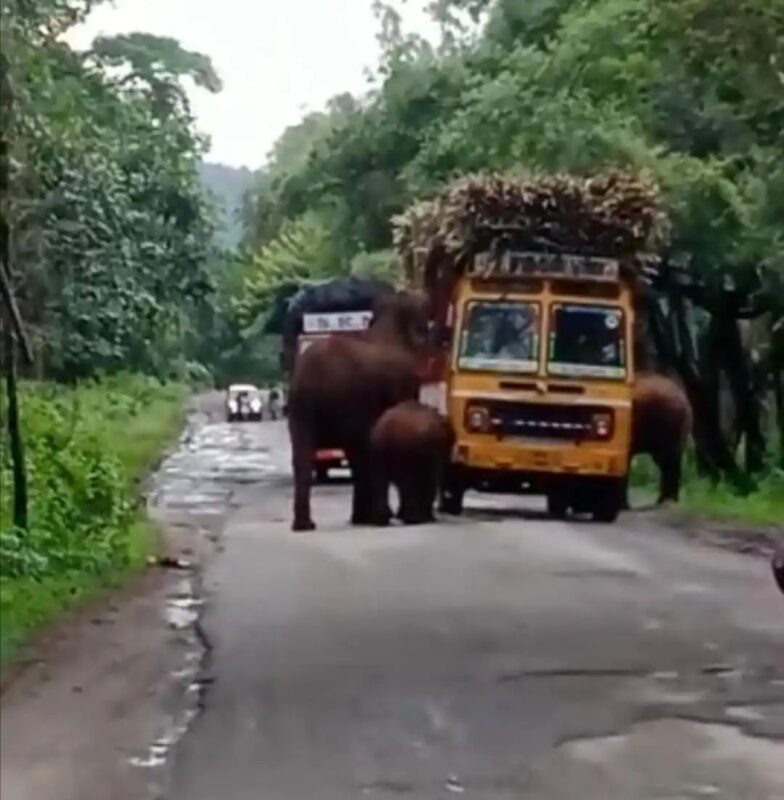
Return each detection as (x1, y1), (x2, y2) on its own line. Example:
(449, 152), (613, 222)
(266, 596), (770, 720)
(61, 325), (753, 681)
(2, 402), (783, 799)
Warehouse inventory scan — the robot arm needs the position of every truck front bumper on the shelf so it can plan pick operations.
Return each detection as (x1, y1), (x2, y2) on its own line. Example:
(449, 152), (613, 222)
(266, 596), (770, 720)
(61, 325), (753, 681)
(453, 438), (628, 479)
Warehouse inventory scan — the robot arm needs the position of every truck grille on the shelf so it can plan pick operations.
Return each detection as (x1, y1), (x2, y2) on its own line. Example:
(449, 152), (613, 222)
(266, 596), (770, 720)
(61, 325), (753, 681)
(485, 400), (608, 441)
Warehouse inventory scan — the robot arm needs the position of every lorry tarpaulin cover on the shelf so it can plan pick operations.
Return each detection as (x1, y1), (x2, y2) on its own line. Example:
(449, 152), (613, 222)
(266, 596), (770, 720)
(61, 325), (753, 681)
(279, 277), (394, 371)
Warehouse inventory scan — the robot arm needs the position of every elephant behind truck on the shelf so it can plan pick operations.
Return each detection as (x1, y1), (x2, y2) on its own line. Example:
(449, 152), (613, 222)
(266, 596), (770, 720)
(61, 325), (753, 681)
(631, 372), (693, 504)
(287, 291), (429, 531)
(371, 400), (456, 525)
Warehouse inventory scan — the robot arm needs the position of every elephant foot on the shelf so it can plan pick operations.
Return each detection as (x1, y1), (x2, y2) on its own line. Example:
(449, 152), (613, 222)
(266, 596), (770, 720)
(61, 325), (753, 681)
(292, 518), (316, 532)
(400, 512), (435, 526)
(351, 512), (375, 526)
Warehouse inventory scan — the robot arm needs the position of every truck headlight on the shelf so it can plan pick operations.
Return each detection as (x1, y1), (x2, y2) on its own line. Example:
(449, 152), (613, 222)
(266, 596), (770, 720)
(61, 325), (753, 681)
(250, 399), (261, 412)
(228, 401), (238, 413)
(591, 411), (613, 439)
(465, 405), (491, 433)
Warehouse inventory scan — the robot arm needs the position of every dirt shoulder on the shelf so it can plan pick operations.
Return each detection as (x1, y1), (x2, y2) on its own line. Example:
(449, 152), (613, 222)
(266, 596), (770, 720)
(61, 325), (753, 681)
(663, 510), (782, 558)
(0, 392), (228, 800)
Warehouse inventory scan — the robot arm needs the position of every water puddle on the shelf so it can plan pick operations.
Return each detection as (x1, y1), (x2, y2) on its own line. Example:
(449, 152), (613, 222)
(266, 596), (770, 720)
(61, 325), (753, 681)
(130, 413), (289, 789)
(129, 571), (210, 789)
(149, 421), (287, 514)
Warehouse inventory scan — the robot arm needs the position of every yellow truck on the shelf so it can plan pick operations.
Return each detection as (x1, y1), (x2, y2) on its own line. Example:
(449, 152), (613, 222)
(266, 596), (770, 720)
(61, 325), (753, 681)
(420, 248), (635, 522)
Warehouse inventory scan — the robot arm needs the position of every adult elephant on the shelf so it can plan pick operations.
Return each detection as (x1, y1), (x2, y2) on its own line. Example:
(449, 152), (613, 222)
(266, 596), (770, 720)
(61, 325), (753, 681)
(630, 372), (693, 505)
(287, 291), (429, 531)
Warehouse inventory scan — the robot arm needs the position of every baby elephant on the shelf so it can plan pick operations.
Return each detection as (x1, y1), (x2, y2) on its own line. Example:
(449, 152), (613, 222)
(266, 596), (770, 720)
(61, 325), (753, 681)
(371, 400), (455, 525)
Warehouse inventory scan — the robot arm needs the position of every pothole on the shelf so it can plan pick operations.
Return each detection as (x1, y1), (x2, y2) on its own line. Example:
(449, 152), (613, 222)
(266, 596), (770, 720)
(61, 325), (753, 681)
(559, 719), (784, 797)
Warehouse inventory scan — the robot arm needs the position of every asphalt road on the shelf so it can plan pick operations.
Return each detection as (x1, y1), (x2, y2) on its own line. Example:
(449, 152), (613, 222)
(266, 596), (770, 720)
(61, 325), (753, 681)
(2, 408), (782, 800)
(165, 418), (783, 800)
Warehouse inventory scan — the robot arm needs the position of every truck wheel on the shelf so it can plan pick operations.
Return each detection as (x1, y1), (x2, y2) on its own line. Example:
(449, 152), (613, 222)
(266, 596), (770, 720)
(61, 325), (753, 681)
(593, 503), (620, 524)
(439, 473), (465, 516)
(547, 491), (570, 520)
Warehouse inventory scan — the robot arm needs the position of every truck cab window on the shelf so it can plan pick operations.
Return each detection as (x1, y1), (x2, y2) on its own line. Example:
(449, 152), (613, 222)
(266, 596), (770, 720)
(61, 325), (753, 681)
(459, 302), (539, 374)
(548, 304), (625, 378)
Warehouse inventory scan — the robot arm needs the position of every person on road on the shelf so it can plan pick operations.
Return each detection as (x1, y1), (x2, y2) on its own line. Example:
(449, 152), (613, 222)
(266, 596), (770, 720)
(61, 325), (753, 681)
(268, 387), (281, 420)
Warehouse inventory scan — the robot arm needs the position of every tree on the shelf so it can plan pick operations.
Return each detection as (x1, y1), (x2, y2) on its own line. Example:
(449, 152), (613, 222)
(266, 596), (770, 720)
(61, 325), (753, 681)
(2, 0), (220, 380)
(237, 0), (784, 480)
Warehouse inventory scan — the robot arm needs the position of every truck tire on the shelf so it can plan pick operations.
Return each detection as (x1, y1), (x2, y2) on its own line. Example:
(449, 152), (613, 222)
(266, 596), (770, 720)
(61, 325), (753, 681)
(547, 491), (570, 520)
(439, 470), (466, 515)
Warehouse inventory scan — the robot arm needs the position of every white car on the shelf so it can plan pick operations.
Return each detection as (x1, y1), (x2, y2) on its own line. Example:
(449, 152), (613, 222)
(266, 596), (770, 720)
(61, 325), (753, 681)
(226, 384), (263, 422)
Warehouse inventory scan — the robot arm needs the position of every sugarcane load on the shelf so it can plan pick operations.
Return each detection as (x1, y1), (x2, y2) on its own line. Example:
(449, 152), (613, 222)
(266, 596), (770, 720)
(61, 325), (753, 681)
(394, 169), (669, 522)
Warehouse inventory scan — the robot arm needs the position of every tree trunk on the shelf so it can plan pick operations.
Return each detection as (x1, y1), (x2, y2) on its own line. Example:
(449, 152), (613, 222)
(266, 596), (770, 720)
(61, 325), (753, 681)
(2, 323), (28, 530)
(773, 369), (784, 469)
(718, 316), (765, 474)
(645, 289), (742, 486)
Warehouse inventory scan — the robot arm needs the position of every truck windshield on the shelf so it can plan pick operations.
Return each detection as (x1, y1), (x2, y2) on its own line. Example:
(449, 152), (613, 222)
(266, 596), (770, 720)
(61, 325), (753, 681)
(548, 304), (626, 379)
(458, 301), (539, 374)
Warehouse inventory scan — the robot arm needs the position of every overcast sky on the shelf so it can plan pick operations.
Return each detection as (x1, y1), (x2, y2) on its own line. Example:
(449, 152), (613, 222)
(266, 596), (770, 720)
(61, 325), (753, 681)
(67, 0), (436, 169)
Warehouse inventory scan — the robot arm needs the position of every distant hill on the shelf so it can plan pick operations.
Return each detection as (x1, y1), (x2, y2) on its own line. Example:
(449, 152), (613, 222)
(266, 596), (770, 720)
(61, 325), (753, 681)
(199, 162), (256, 250)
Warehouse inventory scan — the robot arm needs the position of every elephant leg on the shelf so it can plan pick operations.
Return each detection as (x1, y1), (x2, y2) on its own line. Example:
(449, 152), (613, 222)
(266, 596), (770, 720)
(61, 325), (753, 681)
(396, 473), (416, 524)
(417, 468), (437, 523)
(656, 449), (682, 504)
(399, 469), (434, 525)
(349, 447), (375, 526)
(290, 421), (316, 531)
(370, 464), (392, 527)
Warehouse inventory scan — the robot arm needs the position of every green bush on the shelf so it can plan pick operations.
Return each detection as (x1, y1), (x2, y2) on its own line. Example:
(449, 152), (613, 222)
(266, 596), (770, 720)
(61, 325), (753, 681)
(0, 374), (187, 662)
(681, 470), (784, 528)
(631, 440), (784, 527)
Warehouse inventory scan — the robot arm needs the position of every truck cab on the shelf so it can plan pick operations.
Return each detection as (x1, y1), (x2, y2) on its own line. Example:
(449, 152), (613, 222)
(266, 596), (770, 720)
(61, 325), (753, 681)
(429, 250), (634, 522)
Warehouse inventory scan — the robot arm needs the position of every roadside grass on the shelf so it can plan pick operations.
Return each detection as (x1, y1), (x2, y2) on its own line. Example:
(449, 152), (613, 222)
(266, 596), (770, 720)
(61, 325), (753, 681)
(0, 375), (188, 666)
(680, 471), (784, 528)
(631, 451), (784, 529)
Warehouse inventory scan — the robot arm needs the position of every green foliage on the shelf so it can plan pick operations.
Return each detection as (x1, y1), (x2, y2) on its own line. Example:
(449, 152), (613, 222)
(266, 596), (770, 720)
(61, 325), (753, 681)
(235, 0), (783, 515)
(91, 32), (223, 95)
(0, 375), (187, 661)
(350, 248), (397, 279)
(237, 212), (345, 325)
(680, 470), (784, 527)
(199, 162), (256, 249)
(241, 0), (783, 284)
(2, 0), (219, 380)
